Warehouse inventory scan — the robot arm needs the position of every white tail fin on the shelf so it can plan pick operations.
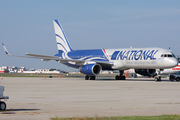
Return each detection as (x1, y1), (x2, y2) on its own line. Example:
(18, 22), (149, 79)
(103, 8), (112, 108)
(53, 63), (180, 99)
(53, 20), (73, 53)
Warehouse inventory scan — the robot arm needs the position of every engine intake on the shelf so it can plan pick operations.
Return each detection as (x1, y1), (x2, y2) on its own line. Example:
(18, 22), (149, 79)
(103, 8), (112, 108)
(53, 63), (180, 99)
(135, 69), (156, 77)
(80, 64), (102, 76)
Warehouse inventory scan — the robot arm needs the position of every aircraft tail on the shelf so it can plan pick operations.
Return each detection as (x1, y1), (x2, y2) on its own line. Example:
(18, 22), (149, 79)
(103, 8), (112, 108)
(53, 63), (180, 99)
(53, 20), (73, 53)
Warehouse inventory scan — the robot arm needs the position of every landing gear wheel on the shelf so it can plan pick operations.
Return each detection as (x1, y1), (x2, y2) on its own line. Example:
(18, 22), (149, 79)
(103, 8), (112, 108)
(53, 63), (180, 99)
(155, 76), (161, 82)
(85, 75), (96, 80)
(85, 75), (89, 80)
(115, 75), (126, 80)
(0, 101), (6, 111)
(122, 76), (126, 80)
(155, 69), (163, 82)
(90, 76), (96, 80)
(115, 75), (119, 80)
(115, 70), (126, 80)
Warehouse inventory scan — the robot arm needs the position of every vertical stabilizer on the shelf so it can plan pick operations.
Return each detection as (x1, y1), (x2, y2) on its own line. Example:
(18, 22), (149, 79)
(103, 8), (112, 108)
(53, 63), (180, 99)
(53, 20), (73, 53)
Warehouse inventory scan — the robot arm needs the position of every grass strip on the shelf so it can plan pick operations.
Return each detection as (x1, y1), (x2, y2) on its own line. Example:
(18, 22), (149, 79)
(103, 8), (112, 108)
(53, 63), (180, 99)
(50, 114), (180, 120)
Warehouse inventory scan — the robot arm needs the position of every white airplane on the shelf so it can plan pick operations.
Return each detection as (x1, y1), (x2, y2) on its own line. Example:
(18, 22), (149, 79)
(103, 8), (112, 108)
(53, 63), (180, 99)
(2, 20), (178, 81)
(126, 63), (180, 78)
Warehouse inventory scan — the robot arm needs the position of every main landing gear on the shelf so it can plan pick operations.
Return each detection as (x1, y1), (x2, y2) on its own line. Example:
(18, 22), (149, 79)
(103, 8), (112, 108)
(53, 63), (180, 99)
(85, 70), (127, 80)
(115, 70), (126, 80)
(85, 75), (96, 80)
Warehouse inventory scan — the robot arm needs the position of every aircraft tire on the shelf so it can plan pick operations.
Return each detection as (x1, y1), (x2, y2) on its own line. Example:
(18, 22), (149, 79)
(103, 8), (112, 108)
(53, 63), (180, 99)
(115, 75), (120, 80)
(90, 76), (96, 80)
(115, 75), (126, 80)
(122, 76), (126, 80)
(155, 76), (161, 82)
(85, 75), (89, 80)
(0, 101), (6, 111)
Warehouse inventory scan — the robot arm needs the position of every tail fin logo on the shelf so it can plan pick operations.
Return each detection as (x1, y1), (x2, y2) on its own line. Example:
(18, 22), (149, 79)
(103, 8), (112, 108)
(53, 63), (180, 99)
(53, 20), (73, 53)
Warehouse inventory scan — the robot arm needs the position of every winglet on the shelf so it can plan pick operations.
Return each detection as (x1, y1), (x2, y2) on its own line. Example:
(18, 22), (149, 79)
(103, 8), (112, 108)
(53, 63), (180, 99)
(2, 43), (12, 56)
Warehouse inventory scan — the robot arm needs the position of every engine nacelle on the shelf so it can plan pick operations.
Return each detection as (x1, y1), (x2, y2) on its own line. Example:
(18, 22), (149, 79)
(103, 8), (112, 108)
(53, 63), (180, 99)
(80, 64), (102, 76)
(135, 69), (156, 77)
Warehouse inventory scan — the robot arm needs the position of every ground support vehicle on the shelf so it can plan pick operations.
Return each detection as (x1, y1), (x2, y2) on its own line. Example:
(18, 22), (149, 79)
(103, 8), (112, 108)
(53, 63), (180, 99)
(0, 86), (9, 110)
(169, 72), (180, 82)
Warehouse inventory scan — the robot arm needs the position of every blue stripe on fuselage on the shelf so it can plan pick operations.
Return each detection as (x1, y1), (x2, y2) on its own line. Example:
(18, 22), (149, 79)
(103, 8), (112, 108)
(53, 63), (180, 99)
(64, 63), (80, 68)
(67, 49), (108, 61)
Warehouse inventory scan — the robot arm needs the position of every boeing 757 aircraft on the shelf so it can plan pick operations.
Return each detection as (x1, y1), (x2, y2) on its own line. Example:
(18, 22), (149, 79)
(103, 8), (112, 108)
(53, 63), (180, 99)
(2, 20), (178, 81)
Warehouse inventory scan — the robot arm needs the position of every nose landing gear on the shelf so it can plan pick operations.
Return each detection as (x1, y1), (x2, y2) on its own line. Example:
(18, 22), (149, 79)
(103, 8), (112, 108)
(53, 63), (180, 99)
(154, 69), (163, 82)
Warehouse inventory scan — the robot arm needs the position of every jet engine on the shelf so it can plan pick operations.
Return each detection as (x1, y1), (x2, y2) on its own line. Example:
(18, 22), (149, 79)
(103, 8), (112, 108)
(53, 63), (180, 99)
(80, 64), (102, 76)
(135, 69), (156, 77)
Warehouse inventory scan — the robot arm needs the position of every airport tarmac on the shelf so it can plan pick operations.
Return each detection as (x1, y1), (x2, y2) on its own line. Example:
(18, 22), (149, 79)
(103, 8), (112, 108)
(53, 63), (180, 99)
(0, 77), (180, 120)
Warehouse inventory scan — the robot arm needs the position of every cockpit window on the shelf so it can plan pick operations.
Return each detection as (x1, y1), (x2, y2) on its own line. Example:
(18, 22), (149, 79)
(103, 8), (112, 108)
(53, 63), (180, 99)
(161, 54), (174, 58)
(168, 54), (173, 57)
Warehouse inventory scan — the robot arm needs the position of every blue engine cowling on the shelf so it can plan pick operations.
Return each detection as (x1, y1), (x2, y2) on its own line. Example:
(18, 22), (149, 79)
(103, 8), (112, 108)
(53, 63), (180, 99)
(80, 64), (102, 76)
(135, 69), (156, 77)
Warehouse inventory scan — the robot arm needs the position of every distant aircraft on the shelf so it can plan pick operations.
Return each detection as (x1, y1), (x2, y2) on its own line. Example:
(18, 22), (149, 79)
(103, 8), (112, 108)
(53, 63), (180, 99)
(126, 63), (180, 78)
(2, 20), (178, 81)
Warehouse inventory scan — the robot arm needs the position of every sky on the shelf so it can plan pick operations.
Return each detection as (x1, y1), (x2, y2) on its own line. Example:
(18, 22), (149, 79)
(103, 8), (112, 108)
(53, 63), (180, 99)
(0, 0), (180, 71)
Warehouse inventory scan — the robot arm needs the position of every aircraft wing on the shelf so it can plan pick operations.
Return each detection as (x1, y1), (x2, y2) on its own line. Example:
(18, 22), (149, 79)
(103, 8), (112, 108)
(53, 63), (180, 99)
(2, 43), (114, 67)
(25, 53), (114, 67)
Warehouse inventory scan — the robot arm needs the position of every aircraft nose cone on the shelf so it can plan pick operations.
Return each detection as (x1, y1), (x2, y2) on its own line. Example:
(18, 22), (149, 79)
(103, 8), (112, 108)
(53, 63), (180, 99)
(169, 58), (178, 67)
